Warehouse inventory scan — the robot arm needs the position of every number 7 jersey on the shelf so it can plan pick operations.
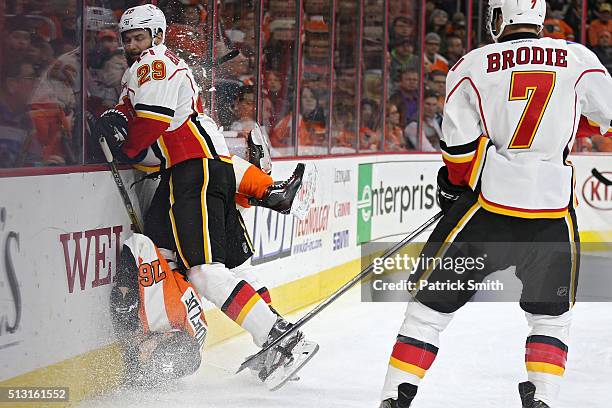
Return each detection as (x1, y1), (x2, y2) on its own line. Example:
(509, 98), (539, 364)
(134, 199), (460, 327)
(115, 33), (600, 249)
(441, 35), (612, 218)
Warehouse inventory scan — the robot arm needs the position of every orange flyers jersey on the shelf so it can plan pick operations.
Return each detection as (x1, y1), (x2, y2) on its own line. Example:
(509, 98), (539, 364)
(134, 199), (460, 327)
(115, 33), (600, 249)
(442, 36), (612, 218)
(118, 44), (230, 169)
(123, 234), (208, 348)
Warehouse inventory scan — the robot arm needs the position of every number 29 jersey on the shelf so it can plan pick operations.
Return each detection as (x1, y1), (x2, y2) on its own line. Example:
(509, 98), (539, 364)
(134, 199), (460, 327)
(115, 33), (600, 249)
(118, 44), (230, 169)
(441, 34), (612, 218)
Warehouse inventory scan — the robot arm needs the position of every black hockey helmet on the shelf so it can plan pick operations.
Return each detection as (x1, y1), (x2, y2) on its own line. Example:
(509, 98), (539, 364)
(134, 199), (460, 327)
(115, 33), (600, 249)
(137, 330), (202, 383)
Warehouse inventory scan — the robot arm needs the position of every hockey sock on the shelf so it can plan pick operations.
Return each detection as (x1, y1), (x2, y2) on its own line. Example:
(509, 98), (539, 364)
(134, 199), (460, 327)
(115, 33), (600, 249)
(524, 311), (571, 406)
(231, 262), (273, 306)
(188, 263), (277, 347)
(381, 300), (454, 401)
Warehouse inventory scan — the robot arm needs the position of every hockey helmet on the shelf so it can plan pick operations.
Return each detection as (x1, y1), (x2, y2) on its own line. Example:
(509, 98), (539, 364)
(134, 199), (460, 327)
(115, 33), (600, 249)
(119, 4), (167, 44)
(487, 0), (546, 42)
(138, 330), (202, 383)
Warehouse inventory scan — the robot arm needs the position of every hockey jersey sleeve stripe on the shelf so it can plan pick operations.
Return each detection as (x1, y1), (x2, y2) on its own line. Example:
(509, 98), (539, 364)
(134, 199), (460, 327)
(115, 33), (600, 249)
(442, 151), (474, 163)
(440, 138), (480, 155)
(478, 193), (568, 219)
(136, 111), (172, 123)
(134, 103), (175, 118)
(467, 137), (492, 189)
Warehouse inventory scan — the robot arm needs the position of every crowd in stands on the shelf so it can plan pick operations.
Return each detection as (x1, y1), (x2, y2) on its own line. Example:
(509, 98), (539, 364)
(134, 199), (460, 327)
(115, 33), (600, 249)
(1, 0), (610, 169)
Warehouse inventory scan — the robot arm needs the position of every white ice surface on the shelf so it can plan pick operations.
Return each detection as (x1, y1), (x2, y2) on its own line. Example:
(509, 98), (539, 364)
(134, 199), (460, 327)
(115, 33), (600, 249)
(80, 288), (612, 408)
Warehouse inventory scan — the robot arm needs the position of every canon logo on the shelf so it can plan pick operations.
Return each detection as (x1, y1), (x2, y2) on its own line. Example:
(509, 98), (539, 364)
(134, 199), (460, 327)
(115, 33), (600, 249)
(581, 171), (612, 211)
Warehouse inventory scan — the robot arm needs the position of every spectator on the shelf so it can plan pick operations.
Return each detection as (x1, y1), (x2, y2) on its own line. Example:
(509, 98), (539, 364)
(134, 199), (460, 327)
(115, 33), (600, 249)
(271, 87), (326, 148)
(543, 2), (574, 40)
(589, 3), (612, 46)
(445, 34), (465, 68)
(29, 35), (55, 73)
(297, 87), (326, 146)
(0, 61), (39, 167)
(3, 16), (33, 66)
(404, 91), (443, 152)
(390, 38), (418, 82)
(384, 103), (406, 151)
(427, 70), (447, 110)
(359, 99), (381, 151)
(331, 104), (356, 151)
(230, 83), (258, 135)
(423, 32), (449, 73)
(97, 29), (120, 55)
(89, 50), (128, 114)
(390, 68), (420, 128)
(165, 0), (207, 62)
(390, 16), (416, 44)
(428, 9), (449, 44)
(450, 12), (467, 35)
(593, 30), (612, 73)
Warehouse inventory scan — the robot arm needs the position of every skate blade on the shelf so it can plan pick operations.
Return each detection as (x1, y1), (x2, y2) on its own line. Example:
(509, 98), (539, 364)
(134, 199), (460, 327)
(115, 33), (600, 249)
(290, 163), (317, 220)
(265, 341), (320, 391)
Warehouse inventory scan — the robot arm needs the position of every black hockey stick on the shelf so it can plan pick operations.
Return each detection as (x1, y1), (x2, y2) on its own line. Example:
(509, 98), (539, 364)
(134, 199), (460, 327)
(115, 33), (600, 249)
(592, 168), (612, 186)
(236, 211), (444, 374)
(203, 49), (240, 70)
(99, 137), (144, 233)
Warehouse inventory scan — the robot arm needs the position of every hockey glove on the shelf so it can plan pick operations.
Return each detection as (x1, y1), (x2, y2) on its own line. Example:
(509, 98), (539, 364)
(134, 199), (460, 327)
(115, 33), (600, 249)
(437, 166), (467, 214)
(94, 109), (146, 164)
(109, 285), (140, 338)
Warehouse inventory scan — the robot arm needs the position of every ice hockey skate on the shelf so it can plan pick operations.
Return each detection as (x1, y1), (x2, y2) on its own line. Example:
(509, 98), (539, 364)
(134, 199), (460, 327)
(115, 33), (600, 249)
(249, 163), (305, 214)
(519, 381), (551, 408)
(252, 318), (319, 391)
(379, 383), (417, 408)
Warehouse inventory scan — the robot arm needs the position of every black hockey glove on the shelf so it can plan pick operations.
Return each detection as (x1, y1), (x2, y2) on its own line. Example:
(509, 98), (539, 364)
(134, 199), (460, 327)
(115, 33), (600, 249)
(437, 166), (467, 214)
(109, 285), (140, 338)
(94, 109), (146, 163)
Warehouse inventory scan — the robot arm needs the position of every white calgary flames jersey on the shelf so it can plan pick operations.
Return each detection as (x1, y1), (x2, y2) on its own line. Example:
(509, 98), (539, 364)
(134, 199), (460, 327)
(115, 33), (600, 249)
(119, 44), (229, 169)
(441, 35), (612, 218)
(123, 233), (208, 348)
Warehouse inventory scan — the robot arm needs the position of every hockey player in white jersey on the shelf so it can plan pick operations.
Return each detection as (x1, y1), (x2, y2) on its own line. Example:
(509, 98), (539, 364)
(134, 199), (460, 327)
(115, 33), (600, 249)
(380, 0), (612, 407)
(94, 4), (318, 390)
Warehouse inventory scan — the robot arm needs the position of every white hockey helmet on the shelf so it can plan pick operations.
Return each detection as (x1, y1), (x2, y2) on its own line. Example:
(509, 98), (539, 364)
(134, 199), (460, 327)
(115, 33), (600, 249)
(487, 0), (546, 42)
(119, 4), (167, 44)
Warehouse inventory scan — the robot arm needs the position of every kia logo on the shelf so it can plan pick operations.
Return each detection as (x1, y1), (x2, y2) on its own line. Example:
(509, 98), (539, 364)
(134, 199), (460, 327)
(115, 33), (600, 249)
(581, 171), (612, 210)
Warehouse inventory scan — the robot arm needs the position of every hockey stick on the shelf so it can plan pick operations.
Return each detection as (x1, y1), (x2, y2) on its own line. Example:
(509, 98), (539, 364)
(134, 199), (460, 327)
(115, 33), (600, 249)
(236, 211), (444, 374)
(592, 168), (612, 186)
(99, 137), (144, 233)
(203, 49), (240, 70)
